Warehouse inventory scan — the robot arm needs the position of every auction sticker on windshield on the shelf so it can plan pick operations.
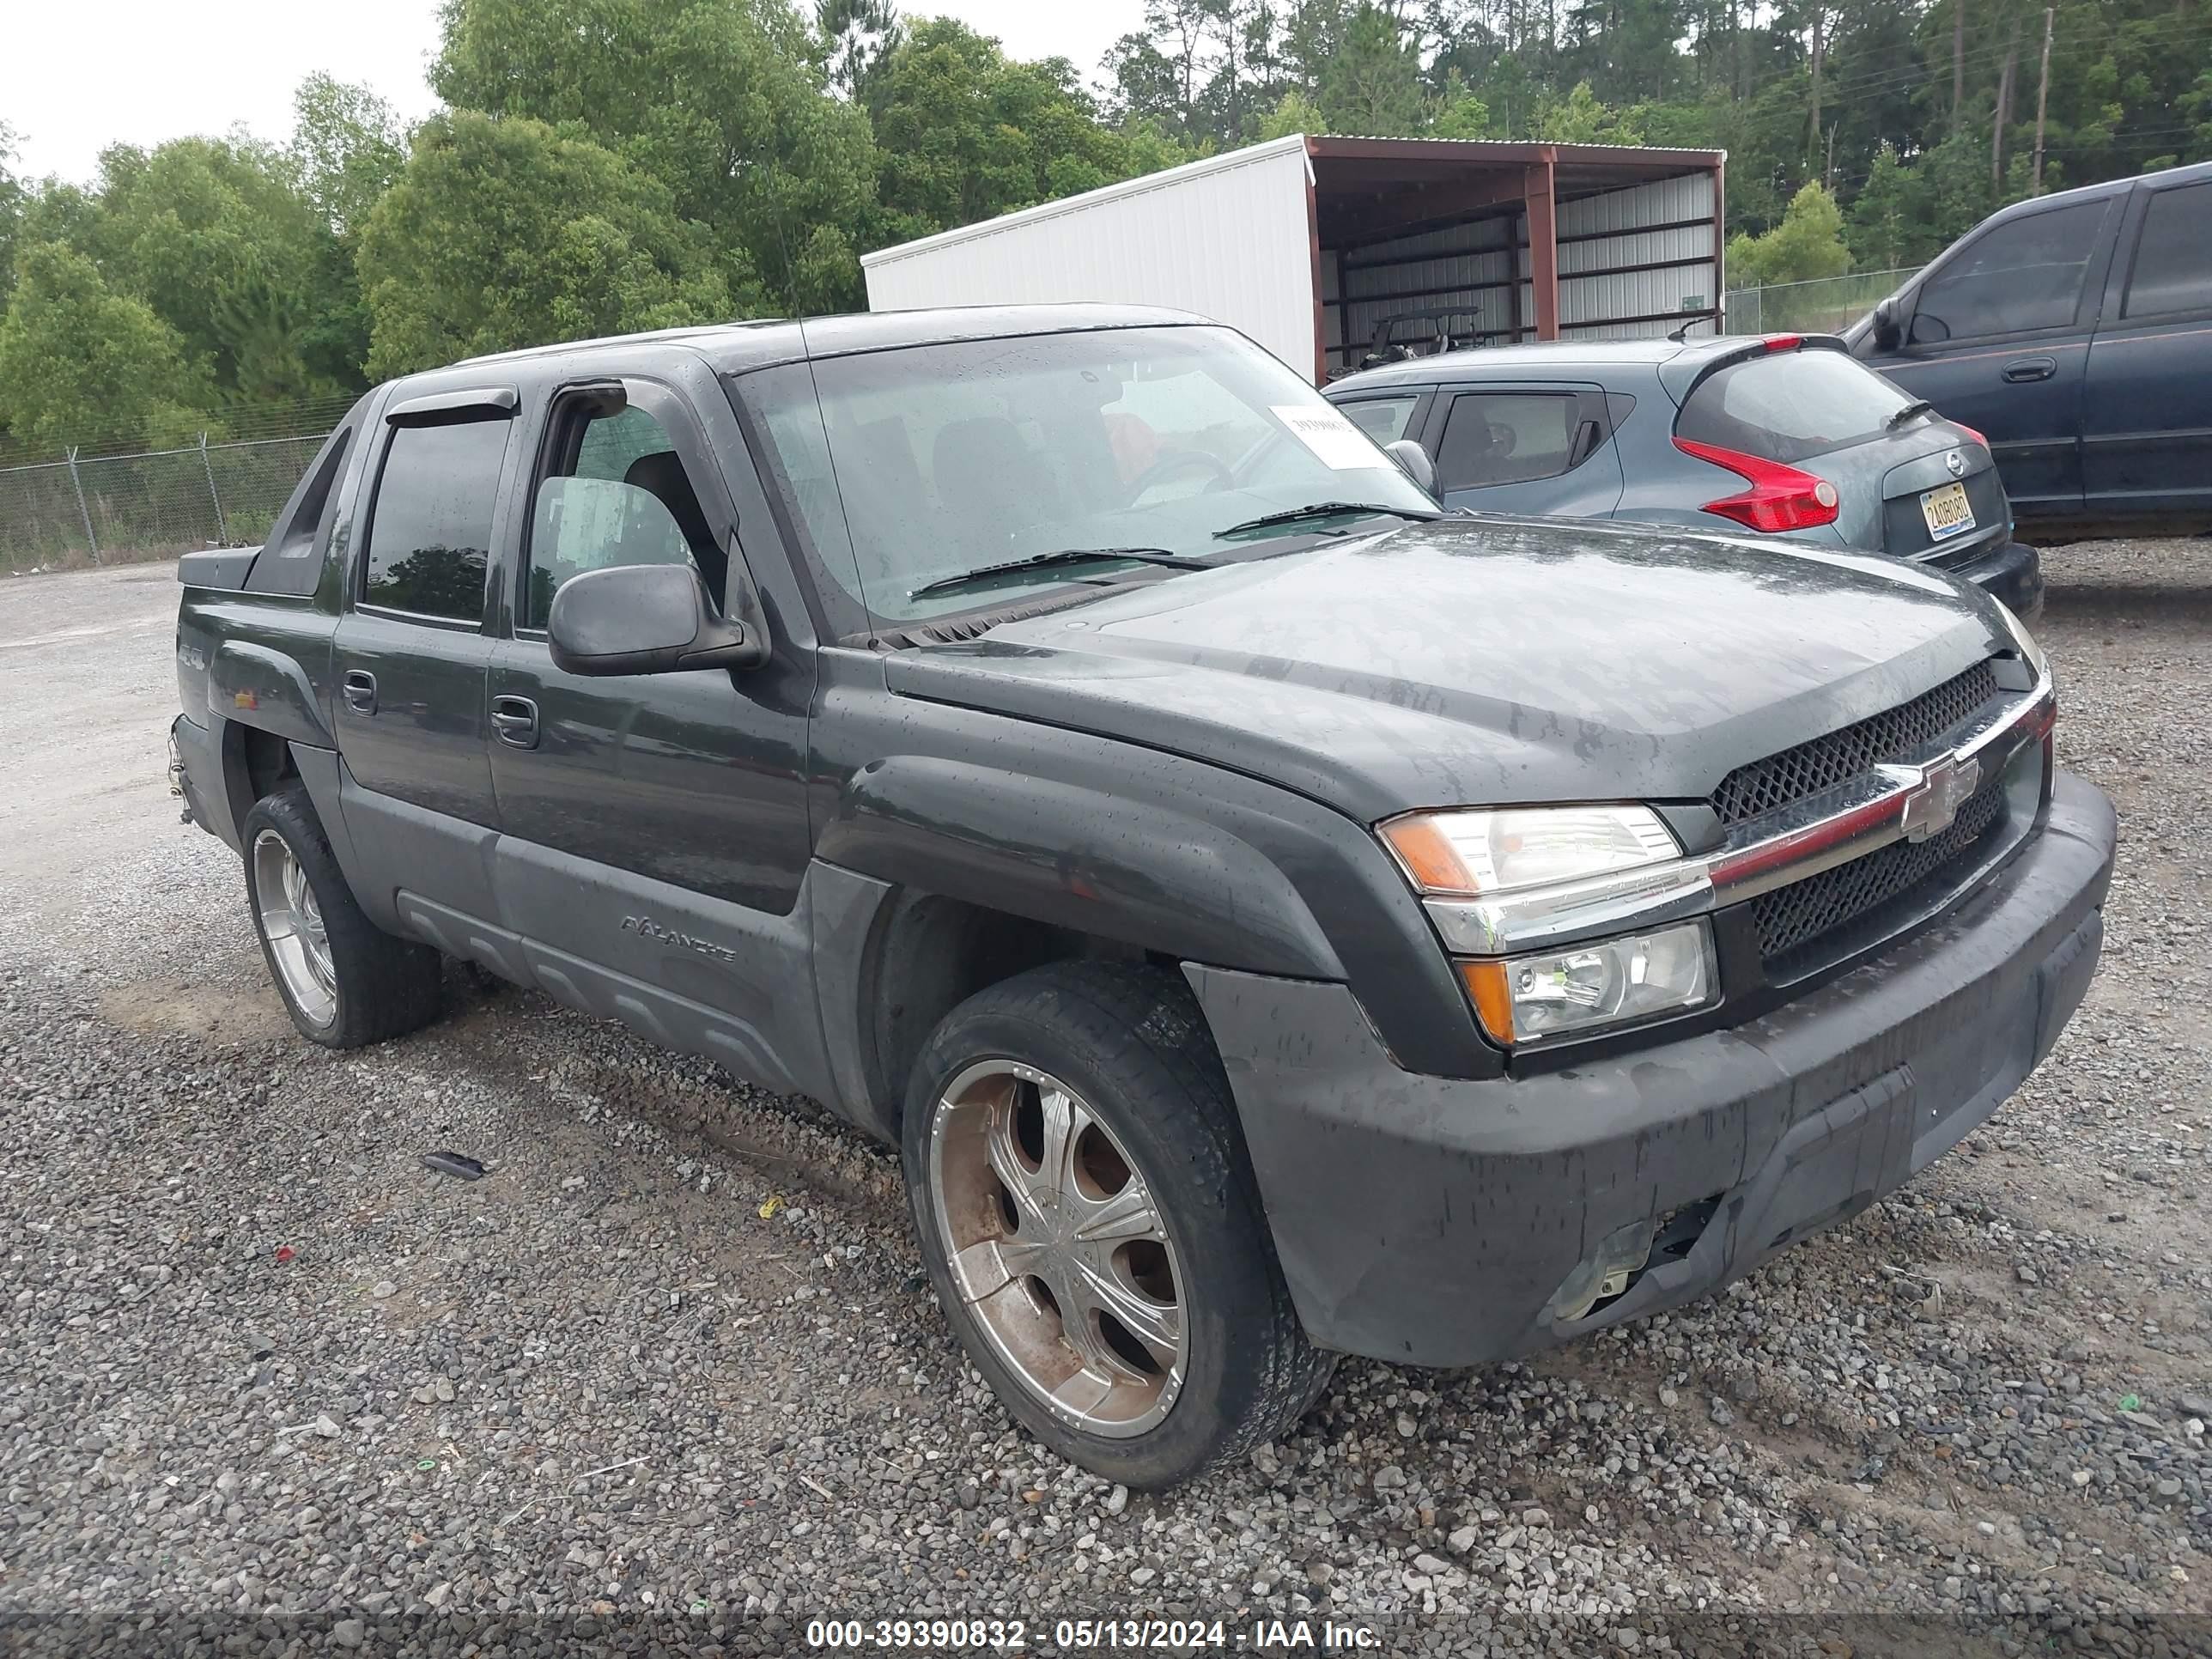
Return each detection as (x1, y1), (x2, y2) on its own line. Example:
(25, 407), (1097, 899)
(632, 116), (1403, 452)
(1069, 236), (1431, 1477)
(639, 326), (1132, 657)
(1273, 404), (1383, 470)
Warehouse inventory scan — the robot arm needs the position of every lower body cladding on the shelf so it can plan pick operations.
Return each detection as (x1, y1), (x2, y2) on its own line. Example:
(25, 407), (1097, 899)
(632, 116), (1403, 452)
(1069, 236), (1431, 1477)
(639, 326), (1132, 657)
(1186, 772), (2116, 1370)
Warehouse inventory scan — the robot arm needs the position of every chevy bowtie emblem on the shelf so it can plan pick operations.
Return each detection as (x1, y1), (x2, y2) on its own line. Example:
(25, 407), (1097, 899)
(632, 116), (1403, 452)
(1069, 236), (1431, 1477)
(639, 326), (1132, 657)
(1892, 753), (1982, 842)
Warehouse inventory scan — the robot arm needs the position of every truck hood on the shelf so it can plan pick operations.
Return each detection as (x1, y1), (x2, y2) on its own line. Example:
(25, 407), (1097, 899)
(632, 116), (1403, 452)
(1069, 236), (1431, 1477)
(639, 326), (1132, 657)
(882, 515), (2015, 823)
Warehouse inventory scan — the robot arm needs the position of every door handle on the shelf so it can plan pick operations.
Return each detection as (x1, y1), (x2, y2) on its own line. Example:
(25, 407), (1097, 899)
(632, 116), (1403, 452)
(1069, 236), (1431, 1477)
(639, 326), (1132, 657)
(342, 670), (377, 715)
(2002, 356), (2056, 383)
(490, 694), (539, 749)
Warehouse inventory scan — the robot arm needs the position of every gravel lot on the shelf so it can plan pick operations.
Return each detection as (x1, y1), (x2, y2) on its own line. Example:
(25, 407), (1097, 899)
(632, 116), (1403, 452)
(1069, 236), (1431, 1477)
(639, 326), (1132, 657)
(3, 544), (2209, 1657)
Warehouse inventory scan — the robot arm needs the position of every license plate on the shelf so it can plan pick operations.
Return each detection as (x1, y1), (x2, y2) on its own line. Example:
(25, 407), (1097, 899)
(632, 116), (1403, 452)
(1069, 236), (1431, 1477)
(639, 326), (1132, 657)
(1920, 481), (1976, 541)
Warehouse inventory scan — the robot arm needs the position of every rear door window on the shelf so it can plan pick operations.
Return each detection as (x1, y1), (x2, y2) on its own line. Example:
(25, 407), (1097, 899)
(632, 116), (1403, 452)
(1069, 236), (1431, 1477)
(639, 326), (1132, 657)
(362, 419), (510, 621)
(1911, 199), (2110, 342)
(2122, 180), (2212, 319)
(1434, 392), (1580, 489)
(1675, 349), (1917, 464)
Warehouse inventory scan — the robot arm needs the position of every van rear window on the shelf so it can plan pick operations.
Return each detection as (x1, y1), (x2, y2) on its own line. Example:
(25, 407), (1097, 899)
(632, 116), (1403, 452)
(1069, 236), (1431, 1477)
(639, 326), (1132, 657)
(1675, 349), (1918, 465)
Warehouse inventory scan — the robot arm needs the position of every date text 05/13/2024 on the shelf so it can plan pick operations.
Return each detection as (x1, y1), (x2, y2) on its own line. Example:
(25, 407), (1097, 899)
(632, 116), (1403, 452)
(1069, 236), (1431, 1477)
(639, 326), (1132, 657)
(804, 1617), (1385, 1650)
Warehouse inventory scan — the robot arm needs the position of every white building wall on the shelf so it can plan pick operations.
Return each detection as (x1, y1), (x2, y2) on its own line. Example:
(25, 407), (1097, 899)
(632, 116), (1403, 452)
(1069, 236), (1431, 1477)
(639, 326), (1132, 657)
(862, 137), (1320, 378)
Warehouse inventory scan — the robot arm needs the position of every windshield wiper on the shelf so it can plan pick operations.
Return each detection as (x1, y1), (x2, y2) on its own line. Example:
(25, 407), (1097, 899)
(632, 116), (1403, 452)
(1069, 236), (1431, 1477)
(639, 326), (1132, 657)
(1214, 501), (1440, 538)
(907, 546), (1210, 600)
(1885, 398), (1936, 431)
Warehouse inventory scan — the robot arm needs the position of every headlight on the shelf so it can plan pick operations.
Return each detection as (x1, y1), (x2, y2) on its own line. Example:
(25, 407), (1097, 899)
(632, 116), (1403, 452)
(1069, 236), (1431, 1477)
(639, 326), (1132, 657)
(1460, 920), (1716, 1045)
(1382, 805), (1717, 1046)
(1381, 805), (1680, 897)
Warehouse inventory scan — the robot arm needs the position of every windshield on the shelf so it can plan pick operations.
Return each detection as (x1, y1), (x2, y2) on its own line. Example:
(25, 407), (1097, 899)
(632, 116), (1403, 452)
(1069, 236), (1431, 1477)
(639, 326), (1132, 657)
(743, 325), (1437, 623)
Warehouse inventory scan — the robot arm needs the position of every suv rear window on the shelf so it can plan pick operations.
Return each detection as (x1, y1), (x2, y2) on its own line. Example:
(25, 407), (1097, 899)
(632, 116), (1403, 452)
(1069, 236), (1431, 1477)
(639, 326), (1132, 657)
(1674, 349), (1917, 465)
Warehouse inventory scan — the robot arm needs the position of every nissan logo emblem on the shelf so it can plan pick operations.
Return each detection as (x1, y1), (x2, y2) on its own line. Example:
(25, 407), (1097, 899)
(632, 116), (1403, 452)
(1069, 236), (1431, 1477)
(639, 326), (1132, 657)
(1945, 449), (1966, 478)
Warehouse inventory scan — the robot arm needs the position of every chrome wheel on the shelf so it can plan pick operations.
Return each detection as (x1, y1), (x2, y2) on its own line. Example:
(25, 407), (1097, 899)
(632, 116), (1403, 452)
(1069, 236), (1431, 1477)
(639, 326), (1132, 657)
(252, 829), (337, 1029)
(927, 1060), (1188, 1438)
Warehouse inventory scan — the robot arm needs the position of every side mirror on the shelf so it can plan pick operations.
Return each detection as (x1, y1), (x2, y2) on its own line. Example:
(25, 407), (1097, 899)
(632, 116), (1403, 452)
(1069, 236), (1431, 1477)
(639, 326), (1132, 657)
(1871, 298), (1904, 353)
(1384, 439), (1436, 493)
(546, 562), (768, 676)
(1909, 310), (1952, 345)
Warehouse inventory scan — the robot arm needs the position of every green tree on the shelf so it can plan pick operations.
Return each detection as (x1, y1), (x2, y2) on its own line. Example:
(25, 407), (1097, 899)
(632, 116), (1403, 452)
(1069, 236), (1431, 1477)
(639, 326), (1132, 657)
(432, 0), (875, 311)
(0, 243), (210, 448)
(0, 121), (24, 308)
(1726, 179), (1850, 286)
(1429, 71), (1493, 138)
(356, 112), (740, 380)
(292, 74), (407, 239)
(10, 180), (105, 273)
(819, 0), (903, 100)
(1533, 80), (1646, 143)
(868, 20), (1170, 241)
(1102, 33), (1193, 135)
(1103, 0), (2212, 253)
(1844, 141), (1917, 270)
(1316, 4), (1425, 136)
(2182, 67), (2212, 161)
(1256, 87), (1328, 138)
(291, 76), (410, 392)
(81, 137), (344, 401)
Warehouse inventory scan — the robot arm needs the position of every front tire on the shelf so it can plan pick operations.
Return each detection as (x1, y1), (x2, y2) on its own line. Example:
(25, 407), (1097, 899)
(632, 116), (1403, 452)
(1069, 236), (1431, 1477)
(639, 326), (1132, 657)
(902, 961), (1332, 1487)
(242, 784), (443, 1048)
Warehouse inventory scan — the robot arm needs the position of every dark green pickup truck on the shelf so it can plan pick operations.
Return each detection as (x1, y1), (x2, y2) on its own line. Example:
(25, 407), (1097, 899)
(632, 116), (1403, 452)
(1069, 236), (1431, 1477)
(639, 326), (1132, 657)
(171, 306), (2114, 1486)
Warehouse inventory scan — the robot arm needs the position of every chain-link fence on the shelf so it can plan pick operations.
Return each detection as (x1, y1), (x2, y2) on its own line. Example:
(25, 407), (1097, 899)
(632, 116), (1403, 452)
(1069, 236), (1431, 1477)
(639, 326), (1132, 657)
(1722, 266), (1922, 336)
(0, 430), (333, 572)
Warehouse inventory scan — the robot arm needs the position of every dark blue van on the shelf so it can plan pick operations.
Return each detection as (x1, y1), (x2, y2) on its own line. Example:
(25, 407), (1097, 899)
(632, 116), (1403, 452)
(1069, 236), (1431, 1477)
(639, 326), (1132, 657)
(1845, 161), (2212, 538)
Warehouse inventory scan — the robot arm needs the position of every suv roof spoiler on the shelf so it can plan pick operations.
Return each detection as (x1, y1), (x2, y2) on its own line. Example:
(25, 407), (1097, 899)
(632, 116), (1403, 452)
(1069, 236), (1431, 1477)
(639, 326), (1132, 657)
(1659, 332), (1848, 406)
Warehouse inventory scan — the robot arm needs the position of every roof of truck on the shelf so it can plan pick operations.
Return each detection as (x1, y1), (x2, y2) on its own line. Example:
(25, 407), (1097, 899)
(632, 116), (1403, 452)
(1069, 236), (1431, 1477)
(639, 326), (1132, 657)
(446, 304), (1214, 379)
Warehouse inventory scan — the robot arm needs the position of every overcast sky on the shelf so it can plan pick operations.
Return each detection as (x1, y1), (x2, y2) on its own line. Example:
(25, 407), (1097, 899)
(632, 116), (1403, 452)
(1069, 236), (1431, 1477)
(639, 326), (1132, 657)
(3, 0), (1139, 184)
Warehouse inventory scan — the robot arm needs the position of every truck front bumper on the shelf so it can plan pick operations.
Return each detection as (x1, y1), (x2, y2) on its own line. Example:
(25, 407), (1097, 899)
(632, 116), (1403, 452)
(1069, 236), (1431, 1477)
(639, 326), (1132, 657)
(1186, 771), (2116, 1370)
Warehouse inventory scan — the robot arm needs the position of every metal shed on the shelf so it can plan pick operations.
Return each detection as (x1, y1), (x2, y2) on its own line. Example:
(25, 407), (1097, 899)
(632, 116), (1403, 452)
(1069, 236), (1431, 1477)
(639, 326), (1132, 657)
(861, 134), (1728, 386)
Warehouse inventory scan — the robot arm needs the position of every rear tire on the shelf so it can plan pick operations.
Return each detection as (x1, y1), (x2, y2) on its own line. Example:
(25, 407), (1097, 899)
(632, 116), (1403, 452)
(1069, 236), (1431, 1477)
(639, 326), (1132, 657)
(902, 961), (1333, 1487)
(241, 784), (443, 1048)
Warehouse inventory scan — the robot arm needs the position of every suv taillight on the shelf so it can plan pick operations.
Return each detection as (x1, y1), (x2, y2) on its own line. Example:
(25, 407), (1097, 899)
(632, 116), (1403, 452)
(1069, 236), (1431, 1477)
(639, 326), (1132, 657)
(1673, 436), (1842, 533)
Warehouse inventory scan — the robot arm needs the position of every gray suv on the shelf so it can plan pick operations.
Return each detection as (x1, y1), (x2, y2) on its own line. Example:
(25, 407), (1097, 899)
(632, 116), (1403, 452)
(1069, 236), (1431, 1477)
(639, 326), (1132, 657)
(1328, 333), (2044, 617)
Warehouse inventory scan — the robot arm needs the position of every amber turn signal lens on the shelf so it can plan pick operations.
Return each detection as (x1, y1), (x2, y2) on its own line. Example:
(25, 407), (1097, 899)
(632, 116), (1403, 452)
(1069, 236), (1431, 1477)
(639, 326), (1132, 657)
(1459, 959), (1515, 1045)
(1382, 817), (1474, 895)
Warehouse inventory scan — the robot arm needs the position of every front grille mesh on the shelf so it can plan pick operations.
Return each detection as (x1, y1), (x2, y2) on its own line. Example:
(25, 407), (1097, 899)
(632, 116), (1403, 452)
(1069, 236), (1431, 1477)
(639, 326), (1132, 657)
(1711, 656), (2017, 975)
(1711, 660), (2002, 827)
(1750, 768), (2008, 975)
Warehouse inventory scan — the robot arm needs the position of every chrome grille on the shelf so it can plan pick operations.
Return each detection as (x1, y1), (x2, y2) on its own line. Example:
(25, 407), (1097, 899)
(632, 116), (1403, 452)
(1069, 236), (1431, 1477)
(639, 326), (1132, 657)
(1711, 660), (2002, 827)
(1751, 765), (2009, 976)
